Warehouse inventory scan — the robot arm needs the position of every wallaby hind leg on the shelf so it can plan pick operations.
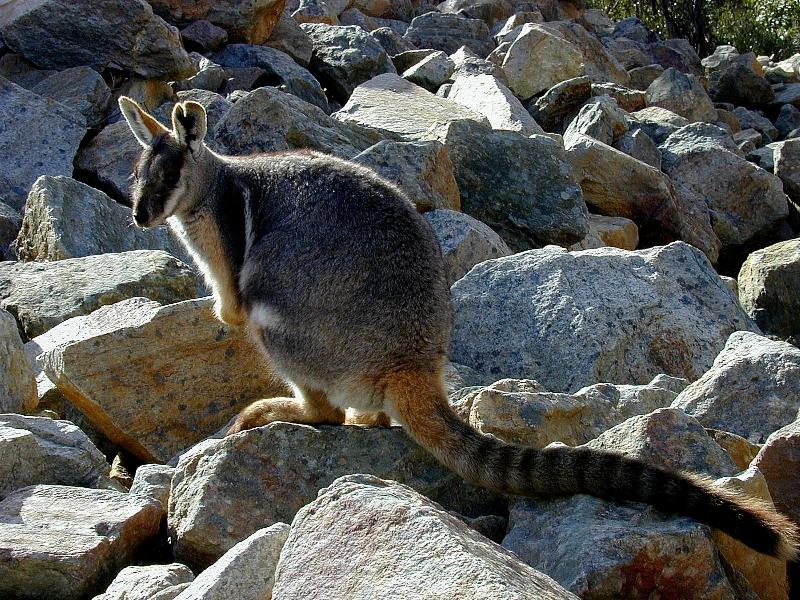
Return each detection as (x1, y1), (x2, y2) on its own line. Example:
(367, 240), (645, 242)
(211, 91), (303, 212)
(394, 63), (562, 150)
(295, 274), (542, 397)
(227, 387), (345, 435)
(346, 410), (392, 427)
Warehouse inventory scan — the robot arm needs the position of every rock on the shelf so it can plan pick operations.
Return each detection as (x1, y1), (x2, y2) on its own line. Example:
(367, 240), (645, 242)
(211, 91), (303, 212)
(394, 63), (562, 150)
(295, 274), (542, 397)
(265, 12), (313, 66)
(612, 17), (660, 44)
(438, 0), (513, 27)
(424, 209), (511, 285)
(591, 82), (645, 113)
(15, 176), (187, 263)
(0, 485), (162, 600)
(210, 86), (380, 158)
(0, 78), (85, 211)
(447, 72), (543, 135)
(563, 95), (629, 146)
(714, 107), (741, 134)
(172, 57), (226, 94)
(775, 138), (800, 203)
(459, 375), (684, 448)
(772, 82), (800, 108)
(0, 201), (22, 258)
(766, 54), (800, 84)
(31, 67), (111, 128)
(300, 23), (395, 104)
(94, 564), (195, 600)
(541, 21), (629, 86)
(148, 0), (284, 44)
(709, 63), (775, 107)
(130, 464), (175, 515)
(660, 123), (789, 254)
(272, 474), (577, 599)
(370, 26), (415, 57)
(451, 242), (758, 391)
(180, 20), (228, 52)
(212, 43), (328, 112)
(169, 422), (503, 569)
(0, 53), (56, 88)
(525, 75), (592, 133)
(41, 297), (288, 462)
(403, 12), (495, 57)
(776, 104), (800, 139)
(0, 414), (109, 499)
(393, 49), (440, 74)
(449, 45), (505, 79)
(738, 238), (800, 342)
(173, 524), (289, 600)
(577, 8), (614, 36)
(583, 214), (639, 250)
(746, 142), (780, 171)
(702, 45), (755, 74)
(402, 51), (454, 92)
(493, 11), (544, 41)
(0, 0), (193, 78)
(446, 126), (588, 250)
(752, 419), (800, 527)
(495, 23), (584, 100)
(614, 127), (661, 168)
(628, 63), (664, 90)
(0, 309), (36, 412)
(351, 140), (460, 212)
(645, 67), (717, 122)
(565, 133), (715, 259)
(630, 105), (689, 143)
(673, 331), (800, 443)
(732, 106), (778, 142)
(0, 251), (197, 340)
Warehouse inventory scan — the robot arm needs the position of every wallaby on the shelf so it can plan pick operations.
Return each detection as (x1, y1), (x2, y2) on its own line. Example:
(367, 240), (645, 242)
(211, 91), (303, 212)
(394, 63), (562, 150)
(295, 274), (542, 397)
(119, 96), (800, 570)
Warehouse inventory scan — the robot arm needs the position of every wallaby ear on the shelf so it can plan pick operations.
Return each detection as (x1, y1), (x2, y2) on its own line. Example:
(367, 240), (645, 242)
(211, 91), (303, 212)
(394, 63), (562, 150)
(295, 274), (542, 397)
(172, 101), (207, 151)
(118, 96), (168, 148)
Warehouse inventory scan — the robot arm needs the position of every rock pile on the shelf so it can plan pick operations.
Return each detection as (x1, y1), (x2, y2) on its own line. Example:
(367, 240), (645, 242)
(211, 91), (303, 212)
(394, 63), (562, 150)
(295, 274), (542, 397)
(1, 0), (800, 598)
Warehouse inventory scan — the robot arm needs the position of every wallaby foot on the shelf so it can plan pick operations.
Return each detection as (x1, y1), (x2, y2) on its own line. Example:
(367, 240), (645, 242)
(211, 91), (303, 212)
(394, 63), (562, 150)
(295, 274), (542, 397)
(346, 410), (392, 427)
(227, 389), (345, 434)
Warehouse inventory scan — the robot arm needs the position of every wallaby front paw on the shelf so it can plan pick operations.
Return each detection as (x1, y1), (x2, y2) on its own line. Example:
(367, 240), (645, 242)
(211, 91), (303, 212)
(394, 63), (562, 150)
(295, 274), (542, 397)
(216, 303), (247, 327)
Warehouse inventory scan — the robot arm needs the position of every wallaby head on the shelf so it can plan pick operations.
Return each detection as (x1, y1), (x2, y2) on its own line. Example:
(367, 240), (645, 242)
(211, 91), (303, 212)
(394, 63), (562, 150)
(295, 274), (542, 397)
(118, 96), (208, 228)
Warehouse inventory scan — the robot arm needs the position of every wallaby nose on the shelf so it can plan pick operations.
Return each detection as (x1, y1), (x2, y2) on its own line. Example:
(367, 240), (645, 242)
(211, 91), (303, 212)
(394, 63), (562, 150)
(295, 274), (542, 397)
(133, 205), (149, 226)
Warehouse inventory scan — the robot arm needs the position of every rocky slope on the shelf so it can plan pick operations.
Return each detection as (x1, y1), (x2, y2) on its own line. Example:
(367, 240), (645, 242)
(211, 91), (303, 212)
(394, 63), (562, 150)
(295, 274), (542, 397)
(1, 0), (800, 598)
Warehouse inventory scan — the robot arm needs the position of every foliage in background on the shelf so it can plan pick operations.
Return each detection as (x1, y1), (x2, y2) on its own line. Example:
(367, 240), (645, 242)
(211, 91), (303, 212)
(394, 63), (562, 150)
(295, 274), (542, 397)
(588, 0), (800, 59)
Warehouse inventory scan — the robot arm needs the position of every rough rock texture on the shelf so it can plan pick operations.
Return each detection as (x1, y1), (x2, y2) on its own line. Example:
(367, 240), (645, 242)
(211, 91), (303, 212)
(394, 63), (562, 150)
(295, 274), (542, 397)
(272, 475), (577, 599)
(0, 251), (197, 340)
(733, 106), (778, 142)
(40, 297), (287, 463)
(776, 104), (800, 139)
(210, 86), (380, 158)
(526, 75), (592, 132)
(0, 200), (22, 258)
(614, 128), (662, 168)
(752, 419), (800, 527)
(564, 95), (629, 146)
(169, 422), (503, 569)
(0, 309), (37, 412)
(0, 414), (109, 499)
(0, 485), (162, 600)
(592, 82), (646, 113)
(570, 214), (640, 251)
(402, 51), (454, 91)
(630, 105), (690, 143)
(149, 0), (284, 44)
(709, 63), (775, 108)
(93, 564), (195, 600)
(424, 209), (511, 285)
(451, 243), (758, 392)
(645, 68), (717, 122)
(15, 176), (188, 263)
(0, 0), (193, 78)
(456, 375), (686, 448)
(130, 464), (175, 515)
(448, 72), (544, 135)
(0, 78), (85, 211)
(403, 12), (495, 57)
(173, 524), (289, 600)
(180, 20), (229, 52)
(738, 238), (800, 342)
(31, 66), (111, 128)
(211, 43), (328, 112)
(496, 23), (584, 100)
(351, 140), (460, 212)
(301, 24), (395, 104)
(775, 139), (800, 203)
(672, 331), (800, 443)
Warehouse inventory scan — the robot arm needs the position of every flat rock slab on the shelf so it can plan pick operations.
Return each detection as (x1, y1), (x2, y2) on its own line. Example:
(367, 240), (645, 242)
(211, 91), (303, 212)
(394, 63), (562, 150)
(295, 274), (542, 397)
(451, 242), (758, 392)
(272, 474), (577, 599)
(0, 414), (109, 500)
(0, 484), (162, 600)
(0, 250), (198, 340)
(169, 422), (503, 570)
(41, 297), (287, 462)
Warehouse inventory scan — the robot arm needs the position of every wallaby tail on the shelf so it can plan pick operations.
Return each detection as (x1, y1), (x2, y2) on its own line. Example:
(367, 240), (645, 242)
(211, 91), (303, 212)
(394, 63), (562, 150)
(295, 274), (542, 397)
(383, 368), (800, 562)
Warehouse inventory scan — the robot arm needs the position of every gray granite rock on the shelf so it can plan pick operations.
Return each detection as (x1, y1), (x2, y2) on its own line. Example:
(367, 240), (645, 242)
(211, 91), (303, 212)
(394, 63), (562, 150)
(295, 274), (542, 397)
(451, 242), (758, 391)
(94, 564), (195, 600)
(775, 138), (800, 203)
(0, 309), (36, 412)
(525, 76), (592, 133)
(180, 20), (228, 52)
(403, 12), (495, 57)
(129, 464), (175, 516)
(265, 12), (314, 66)
(564, 94), (629, 146)
(402, 50), (454, 91)
(31, 66), (111, 128)
(709, 63), (775, 107)
(645, 67), (717, 122)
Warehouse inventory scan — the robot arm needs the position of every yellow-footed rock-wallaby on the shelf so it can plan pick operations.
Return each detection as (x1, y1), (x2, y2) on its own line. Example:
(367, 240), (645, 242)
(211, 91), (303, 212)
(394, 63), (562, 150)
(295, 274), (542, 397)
(119, 96), (800, 577)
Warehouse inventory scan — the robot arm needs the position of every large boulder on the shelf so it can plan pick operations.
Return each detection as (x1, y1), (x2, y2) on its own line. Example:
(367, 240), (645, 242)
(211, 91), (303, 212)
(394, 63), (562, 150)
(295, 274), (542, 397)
(0, 485), (162, 600)
(775, 138), (800, 203)
(40, 297), (288, 463)
(0, 414), (109, 500)
(402, 12), (495, 57)
(15, 176), (188, 263)
(93, 564), (195, 600)
(672, 331), (800, 444)
(0, 0), (193, 78)
(541, 21), (629, 86)
(0, 251), (198, 340)
(31, 66), (111, 128)
(272, 475), (577, 599)
(738, 239), (800, 343)
(451, 243), (758, 392)
(645, 68), (717, 122)
(752, 419), (800, 528)
(0, 78), (85, 211)
(169, 422), (502, 570)
(709, 63), (775, 108)
(526, 75), (592, 133)
(563, 94), (629, 146)
(0, 309), (36, 412)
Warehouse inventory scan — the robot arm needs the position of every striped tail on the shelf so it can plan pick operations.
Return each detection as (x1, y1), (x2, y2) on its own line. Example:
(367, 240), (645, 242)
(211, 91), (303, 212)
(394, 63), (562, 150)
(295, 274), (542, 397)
(384, 369), (800, 563)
